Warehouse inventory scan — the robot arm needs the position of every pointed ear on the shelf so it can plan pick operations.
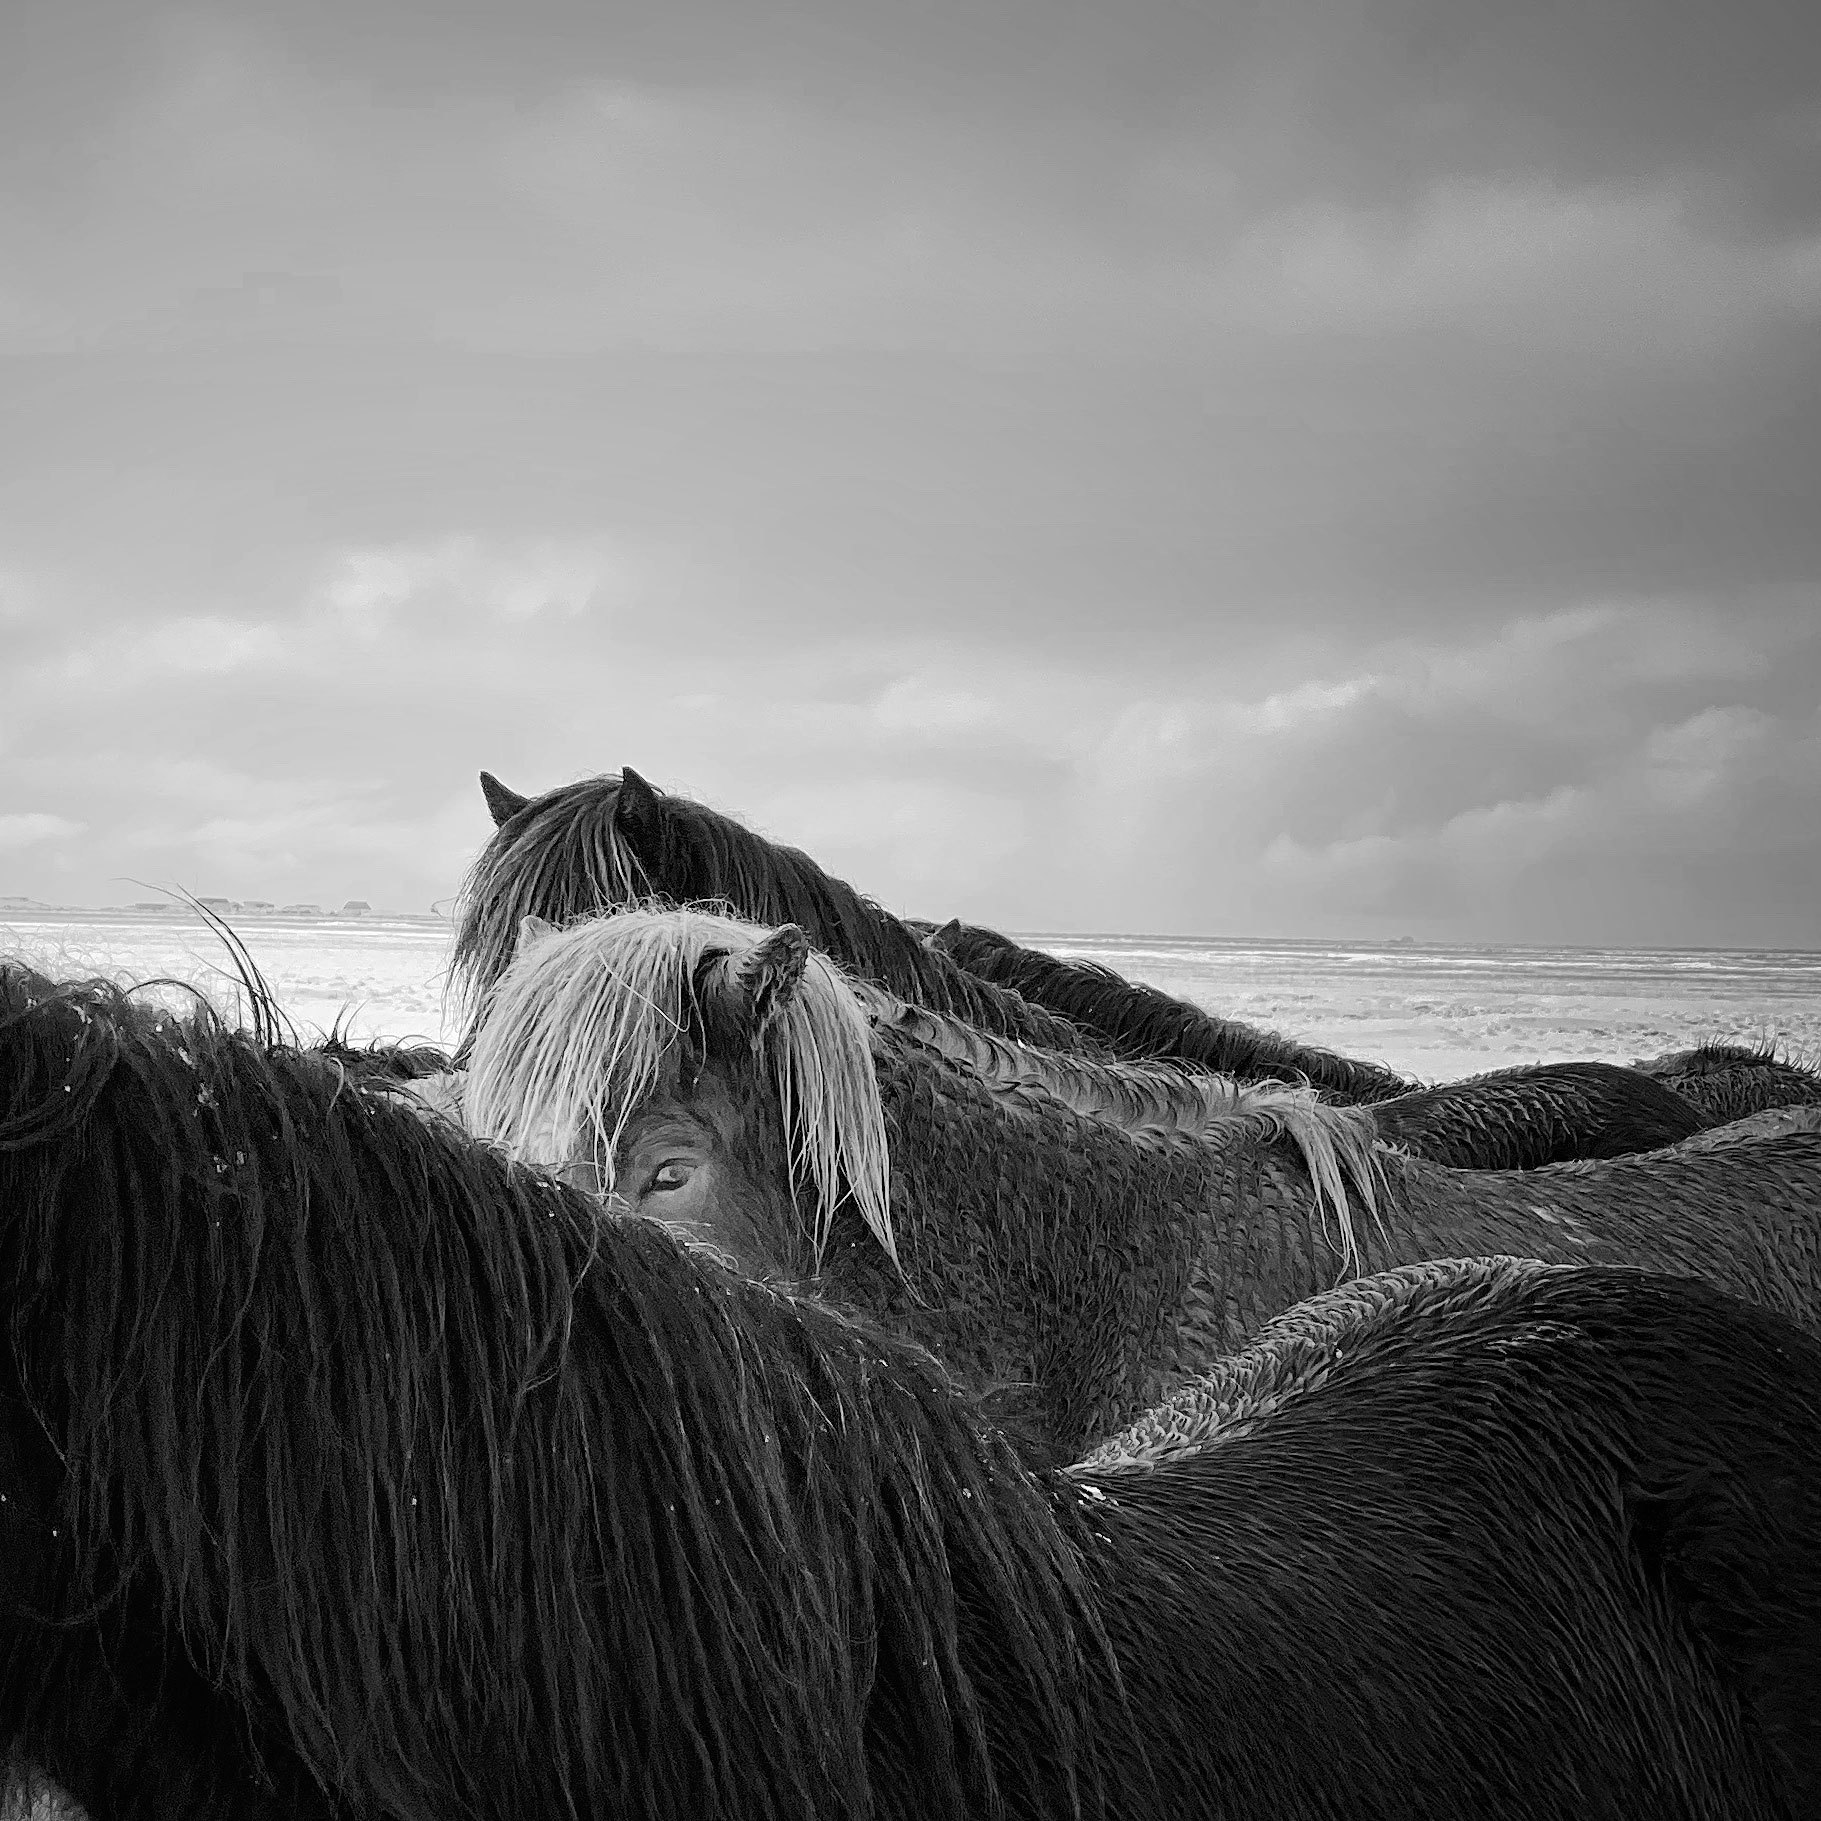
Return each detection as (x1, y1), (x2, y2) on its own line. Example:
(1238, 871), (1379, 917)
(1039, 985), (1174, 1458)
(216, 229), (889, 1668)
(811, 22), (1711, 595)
(480, 771), (530, 827)
(613, 766), (661, 835)
(925, 918), (963, 953)
(727, 925), (809, 1044)
(517, 914), (562, 955)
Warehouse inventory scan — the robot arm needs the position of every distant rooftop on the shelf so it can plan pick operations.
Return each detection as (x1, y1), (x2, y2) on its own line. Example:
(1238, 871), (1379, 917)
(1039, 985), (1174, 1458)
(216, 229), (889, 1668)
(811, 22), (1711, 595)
(4, 895), (451, 922)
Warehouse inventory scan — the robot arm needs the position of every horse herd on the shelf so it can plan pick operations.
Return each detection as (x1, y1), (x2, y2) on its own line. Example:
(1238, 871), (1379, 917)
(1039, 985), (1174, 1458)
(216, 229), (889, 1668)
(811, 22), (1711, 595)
(3, 763), (1821, 1820)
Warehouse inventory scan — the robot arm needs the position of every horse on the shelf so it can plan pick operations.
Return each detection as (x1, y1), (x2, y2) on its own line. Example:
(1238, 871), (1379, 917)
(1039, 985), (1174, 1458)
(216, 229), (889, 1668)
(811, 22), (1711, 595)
(4, 963), (1820, 1820)
(463, 908), (1821, 1461)
(456, 768), (1100, 1054)
(1637, 1041), (1821, 1126)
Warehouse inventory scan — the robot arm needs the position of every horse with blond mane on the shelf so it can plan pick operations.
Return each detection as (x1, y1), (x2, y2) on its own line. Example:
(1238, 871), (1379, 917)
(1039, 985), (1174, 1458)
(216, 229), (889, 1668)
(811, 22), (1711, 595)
(5, 962), (1821, 1819)
(463, 907), (1821, 1460)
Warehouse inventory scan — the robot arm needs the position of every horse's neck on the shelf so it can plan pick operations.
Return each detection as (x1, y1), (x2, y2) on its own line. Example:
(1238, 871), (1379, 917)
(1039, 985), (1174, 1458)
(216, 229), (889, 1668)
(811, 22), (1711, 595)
(862, 1045), (1222, 1446)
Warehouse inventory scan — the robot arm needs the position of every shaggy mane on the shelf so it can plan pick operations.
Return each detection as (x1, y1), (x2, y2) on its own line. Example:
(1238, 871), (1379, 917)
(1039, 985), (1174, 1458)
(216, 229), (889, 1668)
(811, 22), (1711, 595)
(0, 963), (1106, 1819)
(463, 907), (897, 1266)
(451, 774), (650, 1026)
(1639, 1039), (1819, 1076)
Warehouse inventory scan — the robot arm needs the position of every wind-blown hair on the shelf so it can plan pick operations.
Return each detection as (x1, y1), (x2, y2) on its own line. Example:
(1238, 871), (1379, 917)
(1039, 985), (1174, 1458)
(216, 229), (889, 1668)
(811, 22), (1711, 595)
(312, 1018), (458, 1083)
(451, 771), (1099, 1052)
(465, 905), (897, 1266)
(925, 921), (1412, 1103)
(0, 963), (1105, 1820)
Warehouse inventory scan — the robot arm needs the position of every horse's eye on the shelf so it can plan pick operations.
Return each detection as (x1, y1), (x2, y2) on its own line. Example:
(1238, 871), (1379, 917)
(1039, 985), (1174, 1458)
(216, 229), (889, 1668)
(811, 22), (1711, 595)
(649, 1161), (693, 1193)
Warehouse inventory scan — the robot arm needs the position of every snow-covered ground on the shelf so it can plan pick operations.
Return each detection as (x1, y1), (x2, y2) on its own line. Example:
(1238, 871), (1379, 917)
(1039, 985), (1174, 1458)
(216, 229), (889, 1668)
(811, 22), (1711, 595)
(1042, 931), (1821, 1080)
(5, 910), (1817, 1081)
(2, 911), (459, 1048)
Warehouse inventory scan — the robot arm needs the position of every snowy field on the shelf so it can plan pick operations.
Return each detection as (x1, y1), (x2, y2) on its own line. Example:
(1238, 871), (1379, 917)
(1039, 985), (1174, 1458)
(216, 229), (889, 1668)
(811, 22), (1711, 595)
(4, 909), (1818, 1083)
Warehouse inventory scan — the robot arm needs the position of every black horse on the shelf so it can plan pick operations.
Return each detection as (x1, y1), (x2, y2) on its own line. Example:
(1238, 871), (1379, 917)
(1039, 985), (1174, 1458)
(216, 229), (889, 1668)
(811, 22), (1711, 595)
(457, 768), (1097, 1053)
(6, 964), (1821, 1819)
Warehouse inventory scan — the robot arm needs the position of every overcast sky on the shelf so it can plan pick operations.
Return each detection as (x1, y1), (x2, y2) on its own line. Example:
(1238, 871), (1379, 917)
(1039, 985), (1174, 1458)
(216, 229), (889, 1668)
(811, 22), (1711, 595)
(3, 0), (1818, 944)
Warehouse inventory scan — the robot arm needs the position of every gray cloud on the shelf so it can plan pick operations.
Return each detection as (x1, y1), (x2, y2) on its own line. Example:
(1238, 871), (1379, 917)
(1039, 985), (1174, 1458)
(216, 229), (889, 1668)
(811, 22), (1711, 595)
(2, 4), (1817, 939)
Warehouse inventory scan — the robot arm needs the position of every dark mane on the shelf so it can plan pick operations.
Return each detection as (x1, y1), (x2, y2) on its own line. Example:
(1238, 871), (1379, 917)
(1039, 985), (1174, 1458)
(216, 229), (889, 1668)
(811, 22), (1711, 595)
(1636, 1039), (1821, 1126)
(927, 922), (1412, 1103)
(1640, 1039), (1813, 1075)
(451, 772), (1100, 1052)
(0, 964), (1108, 1819)
(313, 1017), (459, 1083)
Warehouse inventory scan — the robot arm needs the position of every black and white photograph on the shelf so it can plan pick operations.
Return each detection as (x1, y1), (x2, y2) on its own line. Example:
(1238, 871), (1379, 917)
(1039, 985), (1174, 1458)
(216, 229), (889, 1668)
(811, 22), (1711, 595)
(3, 1), (1820, 1814)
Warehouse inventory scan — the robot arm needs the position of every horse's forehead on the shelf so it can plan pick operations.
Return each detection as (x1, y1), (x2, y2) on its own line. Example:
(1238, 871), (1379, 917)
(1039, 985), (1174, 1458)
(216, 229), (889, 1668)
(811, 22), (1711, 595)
(626, 1064), (756, 1145)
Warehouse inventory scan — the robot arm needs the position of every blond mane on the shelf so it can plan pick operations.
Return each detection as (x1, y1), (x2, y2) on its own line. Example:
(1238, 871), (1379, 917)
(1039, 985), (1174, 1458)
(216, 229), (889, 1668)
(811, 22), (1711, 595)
(862, 986), (1384, 1274)
(1225, 1087), (1388, 1279)
(463, 905), (895, 1266)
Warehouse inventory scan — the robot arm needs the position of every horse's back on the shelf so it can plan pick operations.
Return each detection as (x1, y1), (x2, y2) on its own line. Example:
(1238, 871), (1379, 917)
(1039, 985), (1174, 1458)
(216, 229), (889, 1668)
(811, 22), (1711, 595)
(1371, 1130), (1821, 1337)
(1073, 1263), (1821, 1820)
(1371, 1060), (1706, 1169)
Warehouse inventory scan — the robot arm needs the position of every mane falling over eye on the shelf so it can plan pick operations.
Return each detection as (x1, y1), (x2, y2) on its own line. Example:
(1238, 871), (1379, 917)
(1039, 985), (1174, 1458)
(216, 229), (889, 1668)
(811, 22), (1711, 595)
(463, 905), (897, 1267)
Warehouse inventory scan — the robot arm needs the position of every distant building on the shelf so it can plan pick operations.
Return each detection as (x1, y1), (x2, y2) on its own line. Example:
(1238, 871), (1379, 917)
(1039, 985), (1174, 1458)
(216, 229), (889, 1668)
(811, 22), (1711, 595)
(196, 897), (234, 915)
(339, 899), (372, 917)
(240, 900), (275, 914)
(280, 903), (323, 917)
(131, 901), (168, 912)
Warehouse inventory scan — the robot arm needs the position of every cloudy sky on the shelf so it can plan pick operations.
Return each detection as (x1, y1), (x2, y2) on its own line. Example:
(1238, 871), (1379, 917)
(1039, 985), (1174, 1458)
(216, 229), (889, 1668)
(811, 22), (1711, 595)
(3, 0), (1818, 944)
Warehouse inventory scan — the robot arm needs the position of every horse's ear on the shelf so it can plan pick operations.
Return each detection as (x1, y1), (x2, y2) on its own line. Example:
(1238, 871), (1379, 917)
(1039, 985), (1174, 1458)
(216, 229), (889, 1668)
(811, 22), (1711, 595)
(728, 925), (809, 1043)
(613, 766), (661, 834)
(480, 771), (529, 827)
(925, 918), (963, 952)
(518, 914), (561, 954)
